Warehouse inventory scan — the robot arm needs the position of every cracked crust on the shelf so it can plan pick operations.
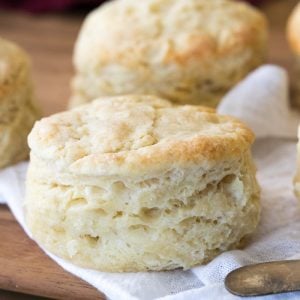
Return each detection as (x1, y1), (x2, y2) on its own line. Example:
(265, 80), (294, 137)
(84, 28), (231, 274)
(29, 95), (254, 177)
(70, 0), (267, 107)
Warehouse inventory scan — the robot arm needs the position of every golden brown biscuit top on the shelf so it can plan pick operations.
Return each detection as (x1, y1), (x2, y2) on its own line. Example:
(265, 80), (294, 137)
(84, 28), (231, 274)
(28, 95), (254, 176)
(74, 0), (267, 71)
(288, 2), (300, 54)
(0, 37), (29, 85)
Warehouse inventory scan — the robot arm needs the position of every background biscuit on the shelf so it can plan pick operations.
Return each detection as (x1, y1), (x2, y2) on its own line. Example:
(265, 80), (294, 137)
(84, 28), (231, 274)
(70, 0), (268, 108)
(0, 37), (40, 168)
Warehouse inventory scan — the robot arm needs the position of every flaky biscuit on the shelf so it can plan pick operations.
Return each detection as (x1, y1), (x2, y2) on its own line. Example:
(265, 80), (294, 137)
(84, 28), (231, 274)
(70, 0), (267, 108)
(26, 95), (260, 272)
(0, 37), (40, 168)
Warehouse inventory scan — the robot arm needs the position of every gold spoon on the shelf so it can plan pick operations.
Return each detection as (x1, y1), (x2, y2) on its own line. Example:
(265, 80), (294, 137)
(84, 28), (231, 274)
(225, 260), (300, 297)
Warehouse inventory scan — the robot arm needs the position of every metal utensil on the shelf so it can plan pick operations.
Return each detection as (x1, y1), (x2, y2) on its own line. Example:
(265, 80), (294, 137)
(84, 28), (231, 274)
(225, 260), (300, 297)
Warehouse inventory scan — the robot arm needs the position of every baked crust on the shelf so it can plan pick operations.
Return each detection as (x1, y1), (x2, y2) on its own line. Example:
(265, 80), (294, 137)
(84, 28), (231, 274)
(29, 95), (254, 177)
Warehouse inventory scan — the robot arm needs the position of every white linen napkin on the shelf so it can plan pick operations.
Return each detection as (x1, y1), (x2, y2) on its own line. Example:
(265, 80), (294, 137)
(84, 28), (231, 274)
(1, 65), (300, 300)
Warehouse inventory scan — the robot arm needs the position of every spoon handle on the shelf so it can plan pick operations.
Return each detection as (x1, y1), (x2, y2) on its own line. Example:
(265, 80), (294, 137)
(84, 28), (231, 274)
(225, 260), (300, 297)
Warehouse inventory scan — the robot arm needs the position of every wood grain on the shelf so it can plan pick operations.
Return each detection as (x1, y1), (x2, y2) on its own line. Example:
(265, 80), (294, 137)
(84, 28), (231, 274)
(0, 289), (47, 300)
(0, 0), (299, 299)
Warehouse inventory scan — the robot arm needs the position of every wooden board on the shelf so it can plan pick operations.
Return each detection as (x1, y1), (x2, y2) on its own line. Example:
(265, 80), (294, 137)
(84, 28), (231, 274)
(0, 0), (298, 299)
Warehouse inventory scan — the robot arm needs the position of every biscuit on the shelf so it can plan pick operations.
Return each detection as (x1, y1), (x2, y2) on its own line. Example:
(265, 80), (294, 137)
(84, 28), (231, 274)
(25, 95), (260, 272)
(287, 2), (300, 107)
(70, 0), (268, 108)
(0, 37), (40, 168)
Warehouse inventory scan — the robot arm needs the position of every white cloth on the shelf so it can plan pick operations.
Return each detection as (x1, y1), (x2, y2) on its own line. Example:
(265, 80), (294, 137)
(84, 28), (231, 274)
(1, 65), (300, 300)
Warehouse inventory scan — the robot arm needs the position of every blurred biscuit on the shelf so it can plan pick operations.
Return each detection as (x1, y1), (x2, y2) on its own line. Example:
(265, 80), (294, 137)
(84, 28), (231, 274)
(0, 37), (40, 168)
(70, 0), (267, 108)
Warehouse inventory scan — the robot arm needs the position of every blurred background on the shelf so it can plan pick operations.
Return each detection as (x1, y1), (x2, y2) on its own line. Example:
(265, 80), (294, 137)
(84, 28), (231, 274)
(0, 1), (299, 299)
(0, 0), (297, 115)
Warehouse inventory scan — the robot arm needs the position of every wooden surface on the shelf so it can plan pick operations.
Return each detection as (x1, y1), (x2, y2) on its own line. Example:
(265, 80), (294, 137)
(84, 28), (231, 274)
(0, 290), (47, 300)
(0, 0), (298, 299)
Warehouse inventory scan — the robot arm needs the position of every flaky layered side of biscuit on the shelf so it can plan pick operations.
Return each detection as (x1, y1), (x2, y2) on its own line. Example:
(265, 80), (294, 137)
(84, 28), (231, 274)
(70, 0), (267, 108)
(0, 38), (40, 168)
(25, 95), (260, 272)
